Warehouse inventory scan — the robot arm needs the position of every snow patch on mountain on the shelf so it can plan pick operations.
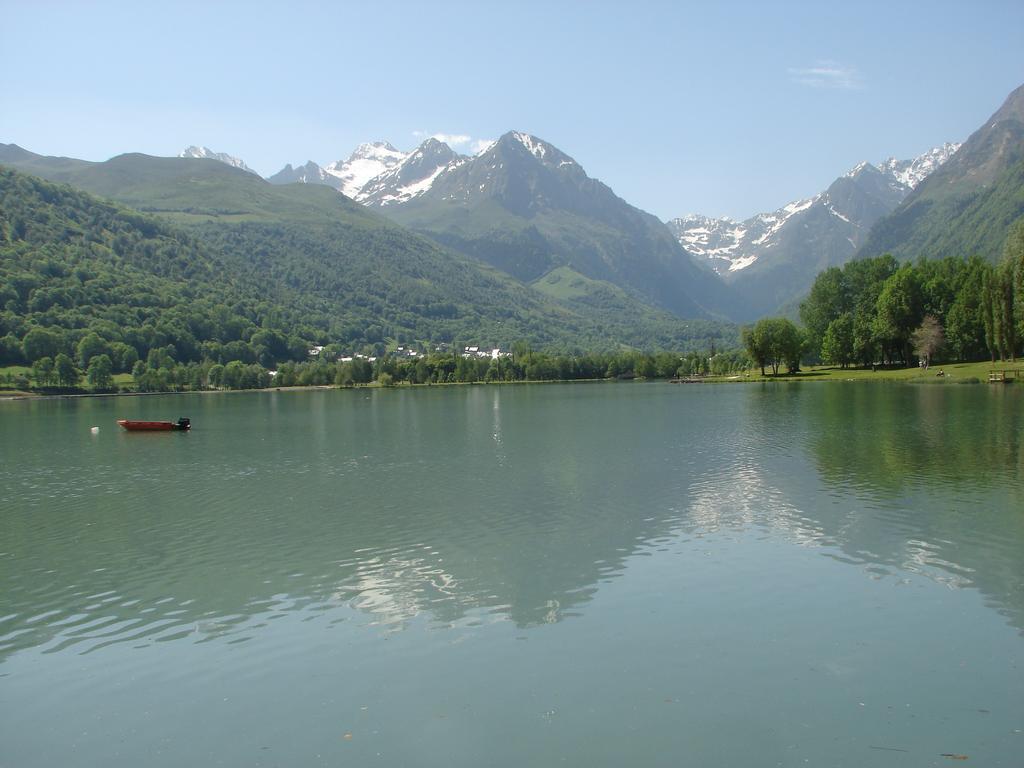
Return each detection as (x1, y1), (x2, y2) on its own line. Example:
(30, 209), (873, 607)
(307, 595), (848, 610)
(668, 192), (831, 273)
(828, 204), (850, 223)
(179, 146), (257, 175)
(729, 254), (759, 271)
(513, 131), (549, 160)
(473, 140), (497, 156)
(751, 197), (818, 247)
(843, 161), (871, 178)
(358, 139), (471, 207)
(324, 142), (408, 199)
(878, 142), (961, 188)
(364, 157), (469, 206)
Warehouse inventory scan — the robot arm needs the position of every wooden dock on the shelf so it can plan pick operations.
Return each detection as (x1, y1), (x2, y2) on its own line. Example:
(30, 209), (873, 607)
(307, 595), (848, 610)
(988, 368), (1022, 383)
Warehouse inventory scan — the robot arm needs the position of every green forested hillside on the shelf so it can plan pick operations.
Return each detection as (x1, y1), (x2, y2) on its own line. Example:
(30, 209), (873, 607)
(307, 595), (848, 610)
(0, 167), (329, 370)
(858, 157), (1024, 263)
(858, 84), (1024, 263)
(0, 165), (737, 382)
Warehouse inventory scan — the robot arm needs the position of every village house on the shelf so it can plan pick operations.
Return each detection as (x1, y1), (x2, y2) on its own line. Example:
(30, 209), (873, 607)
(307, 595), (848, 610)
(461, 346), (511, 360)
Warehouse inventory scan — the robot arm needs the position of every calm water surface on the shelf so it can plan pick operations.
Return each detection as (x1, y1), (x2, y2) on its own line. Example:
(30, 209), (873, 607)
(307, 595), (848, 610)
(1, 382), (1022, 767)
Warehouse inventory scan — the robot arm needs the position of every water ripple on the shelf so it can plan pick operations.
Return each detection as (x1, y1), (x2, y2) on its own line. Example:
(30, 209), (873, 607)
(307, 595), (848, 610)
(2, 383), (1023, 662)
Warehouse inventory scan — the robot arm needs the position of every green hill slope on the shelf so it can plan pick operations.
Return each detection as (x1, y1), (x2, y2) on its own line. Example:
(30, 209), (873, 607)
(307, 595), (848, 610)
(0, 144), (373, 224)
(0, 160), (736, 360)
(858, 83), (1024, 262)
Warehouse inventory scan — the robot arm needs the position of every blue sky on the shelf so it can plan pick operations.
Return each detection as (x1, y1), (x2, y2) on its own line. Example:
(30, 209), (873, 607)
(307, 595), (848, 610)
(2, 0), (1023, 220)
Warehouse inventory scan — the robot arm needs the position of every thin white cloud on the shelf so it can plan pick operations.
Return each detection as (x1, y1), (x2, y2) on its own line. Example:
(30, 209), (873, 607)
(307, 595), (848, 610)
(470, 138), (495, 155)
(788, 60), (863, 90)
(430, 132), (472, 146)
(410, 131), (494, 155)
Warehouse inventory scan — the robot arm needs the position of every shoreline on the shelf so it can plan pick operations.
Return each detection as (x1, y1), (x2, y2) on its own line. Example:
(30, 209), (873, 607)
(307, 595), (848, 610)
(0, 378), (609, 402)
(2, 361), (1019, 403)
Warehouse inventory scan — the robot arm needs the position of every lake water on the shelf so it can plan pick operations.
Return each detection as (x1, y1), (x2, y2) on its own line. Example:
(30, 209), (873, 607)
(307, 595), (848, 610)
(1, 382), (1022, 767)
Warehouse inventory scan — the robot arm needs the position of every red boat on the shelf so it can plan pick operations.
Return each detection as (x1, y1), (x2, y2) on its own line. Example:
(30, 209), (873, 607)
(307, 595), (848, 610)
(117, 418), (191, 431)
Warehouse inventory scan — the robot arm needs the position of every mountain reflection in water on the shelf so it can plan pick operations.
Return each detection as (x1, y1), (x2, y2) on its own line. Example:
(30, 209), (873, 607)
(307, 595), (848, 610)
(1, 382), (1022, 665)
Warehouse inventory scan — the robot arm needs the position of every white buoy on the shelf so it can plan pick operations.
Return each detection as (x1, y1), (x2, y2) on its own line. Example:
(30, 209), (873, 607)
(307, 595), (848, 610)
(90, 426), (100, 434)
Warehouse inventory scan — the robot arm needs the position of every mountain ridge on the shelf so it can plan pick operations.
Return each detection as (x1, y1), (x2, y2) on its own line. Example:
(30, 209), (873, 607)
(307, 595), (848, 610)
(667, 143), (961, 277)
(858, 83), (1024, 263)
(372, 130), (735, 320)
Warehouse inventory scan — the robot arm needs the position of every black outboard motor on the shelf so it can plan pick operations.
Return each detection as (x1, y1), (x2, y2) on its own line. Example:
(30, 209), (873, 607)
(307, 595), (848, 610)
(176, 417), (191, 431)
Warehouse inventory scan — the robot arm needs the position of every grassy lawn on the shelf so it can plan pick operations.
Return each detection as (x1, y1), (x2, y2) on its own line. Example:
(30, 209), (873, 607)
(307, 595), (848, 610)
(531, 266), (605, 300)
(712, 360), (1021, 383)
(1, 366), (135, 393)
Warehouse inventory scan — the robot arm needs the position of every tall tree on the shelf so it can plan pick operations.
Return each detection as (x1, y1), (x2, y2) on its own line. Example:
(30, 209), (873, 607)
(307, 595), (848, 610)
(53, 353), (79, 388)
(742, 323), (770, 376)
(945, 257), (989, 360)
(86, 354), (114, 390)
(821, 314), (855, 368)
(76, 332), (109, 369)
(800, 266), (848, 360)
(995, 259), (1016, 361)
(743, 317), (803, 376)
(981, 264), (999, 362)
(22, 327), (63, 363)
(31, 356), (54, 387)
(911, 315), (944, 368)
(1009, 219), (1024, 345)
(873, 266), (923, 365)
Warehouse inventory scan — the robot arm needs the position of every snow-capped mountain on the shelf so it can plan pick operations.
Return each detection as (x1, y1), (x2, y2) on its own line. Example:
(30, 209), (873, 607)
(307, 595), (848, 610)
(877, 142), (961, 189)
(360, 138), (468, 207)
(669, 197), (818, 275)
(371, 130), (733, 319)
(323, 142), (408, 199)
(668, 147), (961, 321)
(418, 131), (590, 213)
(668, 143), (961, 277)
(266, 142), (409, 197)
(178, 146), (257, 175)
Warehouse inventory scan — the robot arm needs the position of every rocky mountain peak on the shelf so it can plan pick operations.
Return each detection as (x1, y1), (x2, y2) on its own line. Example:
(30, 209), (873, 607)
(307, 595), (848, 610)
(178, 146), (257, 175)
(489, 131), (578, 171)
(360, 138), (467, 207)
(344, 141), (403, 164)
(877, 142), (962, 189)
(322, 141), (408, 199)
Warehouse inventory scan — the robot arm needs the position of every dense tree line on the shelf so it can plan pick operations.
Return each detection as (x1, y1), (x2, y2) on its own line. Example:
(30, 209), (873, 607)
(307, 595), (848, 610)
(1, 346), (750, 392)
(338, 348), (752, 386)
(798, 221), (1024, 367)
